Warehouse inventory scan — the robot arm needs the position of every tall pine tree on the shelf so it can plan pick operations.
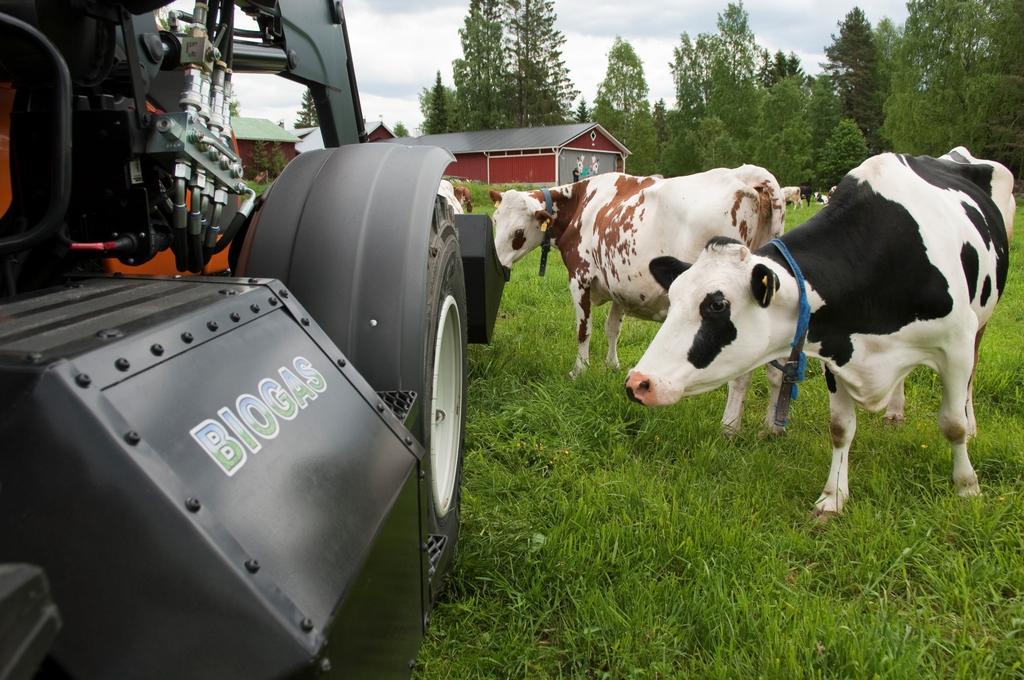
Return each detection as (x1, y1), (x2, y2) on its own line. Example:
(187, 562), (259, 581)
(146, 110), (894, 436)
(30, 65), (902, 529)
(453, 0), (508, 131)
(575, 97), (590, 123)
(823, 7), (885, 152)
(420, 71), (453, 134)
(294, 89), (318, 128)
(503, 0), (577, 126)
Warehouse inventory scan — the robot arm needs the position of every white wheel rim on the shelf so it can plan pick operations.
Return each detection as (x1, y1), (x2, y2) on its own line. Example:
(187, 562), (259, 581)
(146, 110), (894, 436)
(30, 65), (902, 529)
(431, 295), (463, 517)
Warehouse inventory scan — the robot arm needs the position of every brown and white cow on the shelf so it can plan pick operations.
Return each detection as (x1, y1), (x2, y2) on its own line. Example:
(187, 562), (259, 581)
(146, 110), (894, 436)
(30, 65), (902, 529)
(782, 186), (803, 208)
(438, 180), (465, 215)
(453, 185), (473, 213)
(626, 148), (1015, 514)
(491, 166), (786, 434)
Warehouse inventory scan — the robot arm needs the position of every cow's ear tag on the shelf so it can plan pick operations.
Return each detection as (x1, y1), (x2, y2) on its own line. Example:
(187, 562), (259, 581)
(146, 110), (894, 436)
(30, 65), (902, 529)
(540, 219), (550, 232)
(751, 263), (779, 308)
(493, 201), (500, 208)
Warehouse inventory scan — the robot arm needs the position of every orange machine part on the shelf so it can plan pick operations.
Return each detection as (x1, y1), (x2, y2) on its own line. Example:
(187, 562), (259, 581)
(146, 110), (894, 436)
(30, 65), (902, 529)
(0, 83), (14, 217)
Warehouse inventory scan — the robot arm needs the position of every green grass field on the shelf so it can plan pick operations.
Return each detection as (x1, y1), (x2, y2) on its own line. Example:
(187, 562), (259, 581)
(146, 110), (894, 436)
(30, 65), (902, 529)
(417, 188), (1024, 678)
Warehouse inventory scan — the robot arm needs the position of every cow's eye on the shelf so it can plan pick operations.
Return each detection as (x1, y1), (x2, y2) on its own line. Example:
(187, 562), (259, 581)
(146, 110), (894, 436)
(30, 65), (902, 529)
(707, 298), (729, 314)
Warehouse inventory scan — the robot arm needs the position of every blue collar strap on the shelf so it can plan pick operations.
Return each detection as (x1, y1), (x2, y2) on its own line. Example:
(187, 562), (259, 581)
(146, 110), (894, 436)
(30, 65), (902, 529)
(768, 238), (811, 428)
(541, 188), (554, 214)
(538, 188), (555, 277)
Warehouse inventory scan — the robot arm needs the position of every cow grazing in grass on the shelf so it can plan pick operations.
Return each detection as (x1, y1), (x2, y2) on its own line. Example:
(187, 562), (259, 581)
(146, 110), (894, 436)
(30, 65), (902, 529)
(625, 148), (1015, 515)
(490, 166), (786, 434)
(782, 186), (803, 208)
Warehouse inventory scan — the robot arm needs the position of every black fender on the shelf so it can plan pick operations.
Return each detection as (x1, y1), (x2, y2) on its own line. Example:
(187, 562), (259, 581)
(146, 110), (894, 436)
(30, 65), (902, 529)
(237, 142), (454, 406)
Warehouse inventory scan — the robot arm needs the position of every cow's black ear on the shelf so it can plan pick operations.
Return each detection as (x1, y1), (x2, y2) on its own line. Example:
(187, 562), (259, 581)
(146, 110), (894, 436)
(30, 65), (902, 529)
(649, 256), (691, 291)
(751, 263), (779, 307)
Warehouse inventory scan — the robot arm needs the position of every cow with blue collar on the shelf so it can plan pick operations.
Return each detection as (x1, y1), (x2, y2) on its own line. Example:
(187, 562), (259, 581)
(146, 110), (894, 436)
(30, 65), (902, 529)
(489, 167), (786, 434)
(625, 148), (1015, 515)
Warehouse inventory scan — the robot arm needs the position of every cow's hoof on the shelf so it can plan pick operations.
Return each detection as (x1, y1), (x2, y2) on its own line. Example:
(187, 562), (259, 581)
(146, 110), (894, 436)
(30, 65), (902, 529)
(812, 508), (840, 525)
(813, 493), (845, 517)
(721, 422), (741, 438)
(955, 477), (981, 497)
(569, 366), (586, 380)
(883, 413), (906, 426)
(605, 359), (620, 371)
(759, 424), (786, 438)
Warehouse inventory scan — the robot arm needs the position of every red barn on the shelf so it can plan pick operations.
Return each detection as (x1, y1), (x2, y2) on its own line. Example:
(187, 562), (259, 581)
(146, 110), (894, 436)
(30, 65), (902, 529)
(230, 116), (299, 175)
(384, 123), (630, 185)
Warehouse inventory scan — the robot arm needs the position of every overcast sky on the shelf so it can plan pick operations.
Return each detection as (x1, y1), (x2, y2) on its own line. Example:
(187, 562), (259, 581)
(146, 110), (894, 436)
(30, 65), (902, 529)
(175, 1), (909, 133)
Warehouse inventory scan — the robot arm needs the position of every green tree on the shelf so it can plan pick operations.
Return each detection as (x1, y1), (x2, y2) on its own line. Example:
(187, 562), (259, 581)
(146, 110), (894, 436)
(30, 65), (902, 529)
(652, 98), (669, 170)
(759, 49), (805, 88)
(503, 0), (577, 126)
(660, 110), (701, 177)
(817, 118), (870, 188)
(294, 88), (318, 128)
(883, 0), (1023, 172)
(575, 97), (590, 123)
(393, 121), (410, 138)
(453, 0), (508, 131)
(593, 37), (657, 175)
(668, 2), (763, 169)
(752, 76), (812, 185)
(806, 74), (842, 177)
(694, 116), (741, 169)
(823, 7), (885, 152)
(420, 71), (456, 134)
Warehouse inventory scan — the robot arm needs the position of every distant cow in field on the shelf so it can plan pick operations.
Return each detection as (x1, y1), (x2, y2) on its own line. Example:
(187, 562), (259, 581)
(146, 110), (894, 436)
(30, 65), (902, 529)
(799, 184), (813, 205)
(625, 147), (1015, 515)
(453, 185), (473, 213)
(438, 179), (468, 215)
(490, 166), (786, 434)
(782, 186), (802, 207)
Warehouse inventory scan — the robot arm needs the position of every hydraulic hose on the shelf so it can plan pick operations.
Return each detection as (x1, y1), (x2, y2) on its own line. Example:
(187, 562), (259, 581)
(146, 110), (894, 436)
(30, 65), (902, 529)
(172, 178), (188, 270)
(212, 187), (255, 255)
(0, 13), (72, 256)
(187, 185), (203, 272)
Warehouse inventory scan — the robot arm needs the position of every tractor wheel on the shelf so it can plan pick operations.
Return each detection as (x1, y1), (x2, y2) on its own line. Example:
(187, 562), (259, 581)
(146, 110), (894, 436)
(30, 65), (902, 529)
(421, 200), (467, 600)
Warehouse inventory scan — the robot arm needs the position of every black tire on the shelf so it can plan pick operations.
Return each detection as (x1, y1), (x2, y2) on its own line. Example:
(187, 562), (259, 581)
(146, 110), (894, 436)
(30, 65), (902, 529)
(421, 198), (467, 603)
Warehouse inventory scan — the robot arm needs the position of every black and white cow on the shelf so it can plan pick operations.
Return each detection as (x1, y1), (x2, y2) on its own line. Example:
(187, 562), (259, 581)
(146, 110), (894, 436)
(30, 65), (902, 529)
(625, 147), (1015, 515)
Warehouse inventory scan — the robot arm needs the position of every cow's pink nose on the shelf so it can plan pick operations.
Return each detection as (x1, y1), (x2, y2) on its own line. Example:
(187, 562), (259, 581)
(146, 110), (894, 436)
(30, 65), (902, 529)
(625, 372), (653, 405)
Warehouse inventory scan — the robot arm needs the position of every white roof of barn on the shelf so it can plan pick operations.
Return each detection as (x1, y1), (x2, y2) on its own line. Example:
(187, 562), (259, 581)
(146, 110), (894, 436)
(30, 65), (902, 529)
(383, 123), (630, 156)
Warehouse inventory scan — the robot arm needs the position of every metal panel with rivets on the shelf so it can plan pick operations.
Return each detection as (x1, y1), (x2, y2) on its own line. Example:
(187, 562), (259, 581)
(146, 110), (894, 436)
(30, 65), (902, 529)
(0, 276), (428, 678)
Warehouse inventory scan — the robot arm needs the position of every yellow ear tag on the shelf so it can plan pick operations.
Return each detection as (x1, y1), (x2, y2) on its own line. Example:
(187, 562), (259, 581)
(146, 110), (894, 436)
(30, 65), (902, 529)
(493, 201), (500, 208)
(540, 219), (550, 232)
(762, 275), (771, 305)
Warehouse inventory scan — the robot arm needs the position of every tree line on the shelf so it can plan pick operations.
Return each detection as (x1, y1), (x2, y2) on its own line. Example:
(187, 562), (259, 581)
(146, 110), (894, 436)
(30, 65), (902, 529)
(416, 0), (1022, 188)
